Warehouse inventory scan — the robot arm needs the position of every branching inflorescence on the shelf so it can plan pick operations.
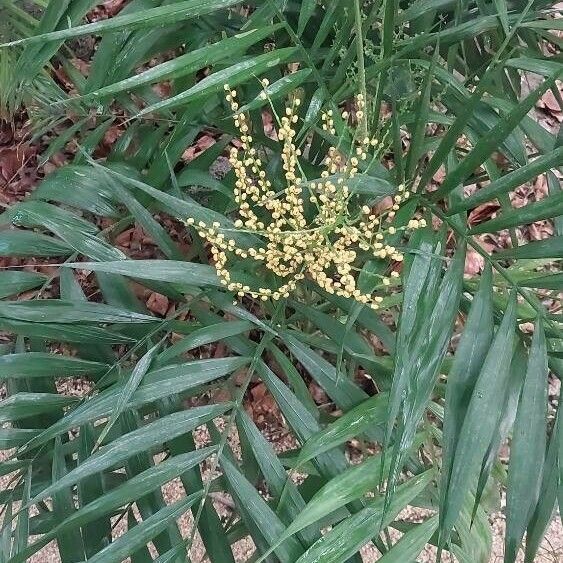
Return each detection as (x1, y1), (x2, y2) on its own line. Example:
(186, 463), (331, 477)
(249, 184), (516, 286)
(188, 81), (425, 309)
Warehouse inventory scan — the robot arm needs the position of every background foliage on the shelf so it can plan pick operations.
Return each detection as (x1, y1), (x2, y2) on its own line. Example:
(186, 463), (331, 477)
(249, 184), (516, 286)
(0, 0), (562, 562)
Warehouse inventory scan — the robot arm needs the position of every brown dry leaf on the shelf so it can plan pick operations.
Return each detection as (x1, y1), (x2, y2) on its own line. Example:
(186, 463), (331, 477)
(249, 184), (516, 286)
(182, 146), (198, 162)
(309, 382), (328, 405)
(537, 83), (563, 123)
(213, 342), (227, 359)
(374, 196), (393, 215)
(251, 382), (267, 402)
(538, 90), (561, 112)
(212, 387), (232, 404)
(0, 121), (14, 145)
(129, 280), (149, 302)
(197, 135), (216, 152)
(528, 222), (543, 241)
(130, 225), (147, 252)
(70, 58), (90, 76)
(0, 146), (30, 181)
(182, 134), (216, 162)
(146, 292), (169, 316)
(534, 174), (548, 198)
(431, 215), (443, 230)
(249, 383), (279, 421)
(102, 0), (128, 16)
(152, 82), (172, 99)
(464, 248), (484, 277)
(432, 166), (446, 184)
(262, 111), (277, 139)
(462, 183), (478, 198)
(115, 228), (134, 248)
(103, 125), (122, 147)
(468, 201), (500, 226)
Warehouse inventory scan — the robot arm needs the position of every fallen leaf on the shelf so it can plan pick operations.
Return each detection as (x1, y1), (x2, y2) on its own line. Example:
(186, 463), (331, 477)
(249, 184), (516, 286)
(0, 146), (30, 181)
(432, 166), (446, 184)
(115, 228), (134, 247)
(538, 90), (561, 112)
(103, 0), (127, 16)
(146, 292), (169, 316)
(468, 201), (500, 226)
(309, 381), (328, 405)
(464, 248), (484, 277)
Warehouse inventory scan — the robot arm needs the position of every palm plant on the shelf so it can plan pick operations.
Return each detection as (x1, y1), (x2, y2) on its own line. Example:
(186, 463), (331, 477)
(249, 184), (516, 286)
(0, 1), (561, 562)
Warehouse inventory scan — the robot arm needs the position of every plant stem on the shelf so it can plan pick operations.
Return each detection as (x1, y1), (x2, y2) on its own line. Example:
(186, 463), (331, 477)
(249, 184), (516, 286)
(354, 0), (368, 139)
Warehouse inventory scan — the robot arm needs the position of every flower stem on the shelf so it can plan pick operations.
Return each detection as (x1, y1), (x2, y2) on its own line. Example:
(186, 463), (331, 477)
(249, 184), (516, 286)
(354, 0), (368, 139)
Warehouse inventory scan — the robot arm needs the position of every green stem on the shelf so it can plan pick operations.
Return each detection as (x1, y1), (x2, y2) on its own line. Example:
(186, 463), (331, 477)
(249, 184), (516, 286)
(354, 0), (368, 139)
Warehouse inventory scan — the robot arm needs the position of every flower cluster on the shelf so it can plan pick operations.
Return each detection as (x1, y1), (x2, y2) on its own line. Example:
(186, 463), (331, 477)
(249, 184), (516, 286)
(187, 83), (425, 309)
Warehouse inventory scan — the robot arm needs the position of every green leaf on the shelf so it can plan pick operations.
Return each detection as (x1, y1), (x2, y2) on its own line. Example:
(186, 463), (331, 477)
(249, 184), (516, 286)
(20, 357), (248, 454)
(0, 271), (47, 299)
(85, 492), (202, 563)
(283, 332), (368, 411)
(10, 448), (216, 563)
(220, 456), (305, 562)
(469, 191), (563, 234)
(0, 353), (108, 379)
(432, 71), (562, 199)
(268, 343), (319, 416)
(11, 466), (31, 559)
(66, 260), (222, 287)
(294, 471), (434, 563)
(89, 161), (259, 247)
(236, 410), (319, 547)
(156, 320), (253, 365)
(94, 341), (161, 449)
(239, 69), (312, 112)
(505, 318), (548, 563)
(4, 0), (244, 46)
(52, 436), (85, 561)
(0, 393), (79, 423)
(0, 428), (41, 449)
(295, 304), (386, 372)
(0, 229), (71, 257)
(137, 48), (297, 117)
(405, 43), (439, 179)
(524, 410), (560, 563)
(378, 515), (438, 562)
(266, 451), (390, 550)
(385, 230), (442, 445)
(1, 500), (13, 561)
(493, 236), (563, 259)
(104, 175), (183, 260)
(297, 0), (317, 35)
(79, 26), (282, 102)
(296, 393), (388, 466)
(23, 404), (230, 509)
(76, 424), (111, 558)
(448, 147), (563, 214)
(440, 265), (493, 520)
(517, 272), (563, 290)
(256, 361), (351, 479)
(9, 200), (125, 261)
(0, 300), (155, 324)
(31, 165), (119, 217)
(386, 240), (465, 497)
(0, 318), (135, 344)
(438, 292), (517, 547)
